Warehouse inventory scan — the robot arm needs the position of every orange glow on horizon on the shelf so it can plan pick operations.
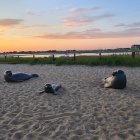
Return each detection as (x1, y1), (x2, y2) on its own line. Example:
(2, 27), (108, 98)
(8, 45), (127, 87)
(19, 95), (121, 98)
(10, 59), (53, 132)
(0, 36), (140, 52)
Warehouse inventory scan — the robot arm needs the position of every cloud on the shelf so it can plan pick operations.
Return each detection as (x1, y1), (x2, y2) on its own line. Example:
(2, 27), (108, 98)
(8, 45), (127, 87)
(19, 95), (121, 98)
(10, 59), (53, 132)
(115, 22), (140, 28)
(0, 18), (48, 32)
(36, 28), (140, 39)
(64, 7), (114, 27)
(25, 10), (40, 16)
(64, 14), (114, 27)
(70, 7), (100, 14)
(36, 28), (100, 39)
(64, 17), (93, 27)
(0, 19), (23, 26)
(15, 24), (48, 30)
(115, 23), (126, 27)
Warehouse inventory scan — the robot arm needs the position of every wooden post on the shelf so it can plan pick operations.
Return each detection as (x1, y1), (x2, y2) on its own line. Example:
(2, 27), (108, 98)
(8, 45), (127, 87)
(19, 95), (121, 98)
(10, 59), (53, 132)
(4, 54), (7, 59)
(33, 54), (35, 59)
(74, 52), (76, 60)
(18, 55), (19, 59)
(132, 51), (135, 58)
(99, 51), (101, 59)
(52, 54), (55, 61)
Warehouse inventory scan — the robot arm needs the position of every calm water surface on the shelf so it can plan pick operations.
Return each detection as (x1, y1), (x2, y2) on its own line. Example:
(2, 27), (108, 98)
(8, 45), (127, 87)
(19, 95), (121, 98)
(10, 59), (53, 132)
(0, 52), (132, 58)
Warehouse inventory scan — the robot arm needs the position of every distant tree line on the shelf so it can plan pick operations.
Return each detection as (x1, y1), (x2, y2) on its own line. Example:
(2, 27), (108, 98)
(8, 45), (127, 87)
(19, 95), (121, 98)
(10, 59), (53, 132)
(1, 46), (140, 55)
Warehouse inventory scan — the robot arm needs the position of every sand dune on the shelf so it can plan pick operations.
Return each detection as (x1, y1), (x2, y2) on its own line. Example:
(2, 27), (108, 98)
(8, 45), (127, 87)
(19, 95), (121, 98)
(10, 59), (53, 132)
(0, 64), (140, 140)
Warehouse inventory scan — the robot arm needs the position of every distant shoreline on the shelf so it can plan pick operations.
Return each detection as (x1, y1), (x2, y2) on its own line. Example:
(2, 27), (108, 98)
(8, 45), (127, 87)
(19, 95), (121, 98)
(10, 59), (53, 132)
(1, 47), (140, 55)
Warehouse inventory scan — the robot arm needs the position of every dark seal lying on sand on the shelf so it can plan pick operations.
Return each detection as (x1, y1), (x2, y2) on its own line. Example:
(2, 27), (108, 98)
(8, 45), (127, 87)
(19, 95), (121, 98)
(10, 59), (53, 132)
(4, 70), (38, 82)
(102, 70), (127, 89)
(39, 84), (62, 95)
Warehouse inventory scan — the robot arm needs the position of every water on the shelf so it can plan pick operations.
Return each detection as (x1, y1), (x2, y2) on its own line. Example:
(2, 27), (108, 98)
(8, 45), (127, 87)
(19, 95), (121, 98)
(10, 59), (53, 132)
(0, 52), (132, 58)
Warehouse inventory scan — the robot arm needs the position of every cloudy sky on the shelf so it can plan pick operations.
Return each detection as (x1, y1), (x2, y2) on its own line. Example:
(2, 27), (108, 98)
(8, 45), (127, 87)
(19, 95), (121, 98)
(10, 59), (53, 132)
(0, 0), (140, 52)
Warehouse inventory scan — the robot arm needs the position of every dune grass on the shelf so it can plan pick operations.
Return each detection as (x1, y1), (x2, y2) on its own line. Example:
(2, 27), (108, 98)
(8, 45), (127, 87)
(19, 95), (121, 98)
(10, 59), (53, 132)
(0, 55), (140, 67)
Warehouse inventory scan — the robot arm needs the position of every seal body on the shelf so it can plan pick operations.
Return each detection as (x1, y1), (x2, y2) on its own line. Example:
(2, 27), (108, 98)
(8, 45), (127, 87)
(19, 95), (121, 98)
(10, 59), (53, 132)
(44, 84), (61, 95)
(103, 70), (127, 89)
(4, 71), (38, 82)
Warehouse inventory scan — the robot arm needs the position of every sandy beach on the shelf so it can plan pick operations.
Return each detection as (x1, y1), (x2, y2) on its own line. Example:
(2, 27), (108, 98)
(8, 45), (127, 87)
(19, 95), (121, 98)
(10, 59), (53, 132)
(0, 64), (140, 140)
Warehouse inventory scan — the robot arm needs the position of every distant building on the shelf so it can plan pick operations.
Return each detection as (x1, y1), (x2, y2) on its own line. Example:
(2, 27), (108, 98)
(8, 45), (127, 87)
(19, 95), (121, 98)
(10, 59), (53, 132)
(131, 45), (140, 49)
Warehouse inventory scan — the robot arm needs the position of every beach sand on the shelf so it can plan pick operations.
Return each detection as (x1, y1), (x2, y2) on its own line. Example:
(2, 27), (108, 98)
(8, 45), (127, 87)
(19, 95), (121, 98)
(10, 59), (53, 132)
(0, 64), (140, 140)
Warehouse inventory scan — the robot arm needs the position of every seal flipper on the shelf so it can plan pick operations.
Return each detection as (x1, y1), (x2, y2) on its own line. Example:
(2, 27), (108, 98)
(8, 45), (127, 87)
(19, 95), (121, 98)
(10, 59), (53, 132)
(38, 90), (45, 94)
(31, 74), (39, 78)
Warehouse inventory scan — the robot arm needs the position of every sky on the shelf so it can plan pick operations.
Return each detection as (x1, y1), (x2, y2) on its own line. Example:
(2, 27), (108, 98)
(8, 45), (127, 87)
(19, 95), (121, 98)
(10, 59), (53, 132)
(0, 0), (140, 52)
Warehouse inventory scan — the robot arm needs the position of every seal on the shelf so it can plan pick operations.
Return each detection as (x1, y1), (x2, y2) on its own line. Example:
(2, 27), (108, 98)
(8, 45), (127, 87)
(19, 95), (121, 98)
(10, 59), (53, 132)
(4, 70), (39, 82)
(102, 70), (127, 89)
(39, 83), (62, 95)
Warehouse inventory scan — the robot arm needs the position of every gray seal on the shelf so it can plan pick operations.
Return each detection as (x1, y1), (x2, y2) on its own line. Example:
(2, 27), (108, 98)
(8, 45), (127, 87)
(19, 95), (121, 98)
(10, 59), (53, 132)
(4, 71), (38, 82)
(102, 70), (127, 89)
(39, 84), (62, 95)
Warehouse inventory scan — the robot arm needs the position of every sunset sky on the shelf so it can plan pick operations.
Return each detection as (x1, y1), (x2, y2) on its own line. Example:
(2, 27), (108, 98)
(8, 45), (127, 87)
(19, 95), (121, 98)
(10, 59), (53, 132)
(0, 0), (140, 52)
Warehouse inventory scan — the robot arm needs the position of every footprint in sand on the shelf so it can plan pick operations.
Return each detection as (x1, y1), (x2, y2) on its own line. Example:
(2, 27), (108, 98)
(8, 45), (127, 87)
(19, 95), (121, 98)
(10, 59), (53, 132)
(11, 131), (24, 140)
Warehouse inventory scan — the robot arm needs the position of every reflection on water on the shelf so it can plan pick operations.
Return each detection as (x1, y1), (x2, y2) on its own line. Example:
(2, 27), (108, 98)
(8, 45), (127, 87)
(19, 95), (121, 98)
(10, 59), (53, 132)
(0, 52), (132, 58)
